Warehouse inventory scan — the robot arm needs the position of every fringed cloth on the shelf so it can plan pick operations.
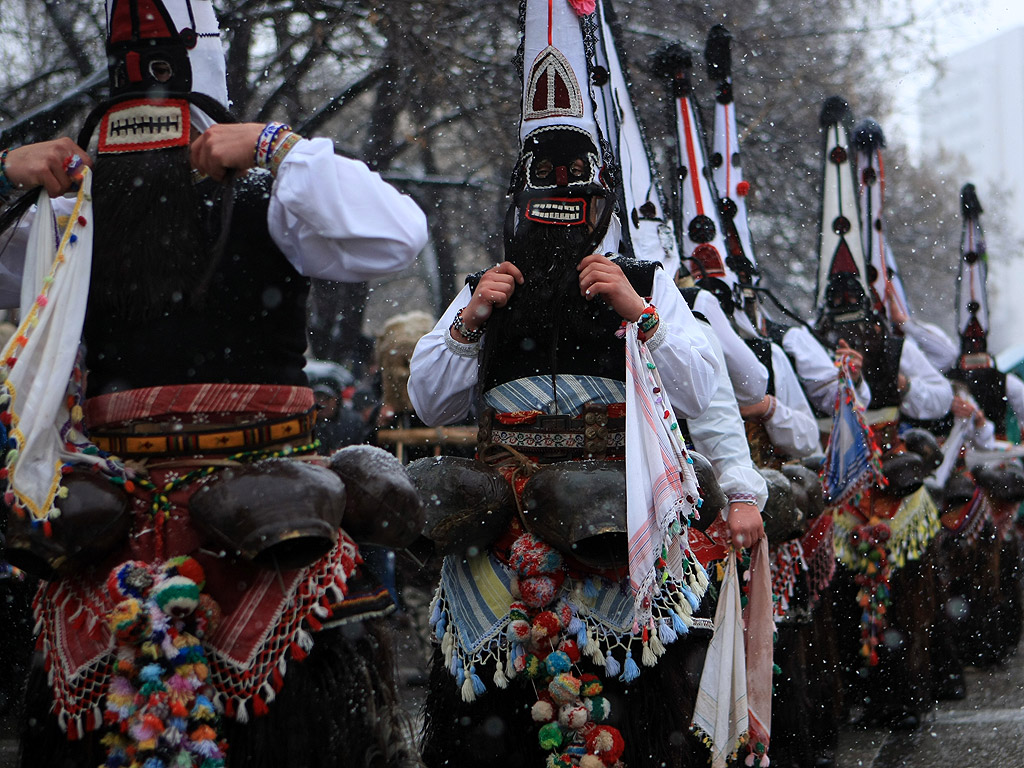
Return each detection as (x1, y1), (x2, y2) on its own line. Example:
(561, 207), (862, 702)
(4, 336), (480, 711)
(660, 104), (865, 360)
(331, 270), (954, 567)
(941, 486), (990, 545)
(820, 362), (885, 507)
(429, 546), (710, 698)
(770, 540), (807, 622)
(832, 486), (940, 667)
(32, 383), (385, 740)
(801, 514), (837, 606)
(832, 486), (941, 570)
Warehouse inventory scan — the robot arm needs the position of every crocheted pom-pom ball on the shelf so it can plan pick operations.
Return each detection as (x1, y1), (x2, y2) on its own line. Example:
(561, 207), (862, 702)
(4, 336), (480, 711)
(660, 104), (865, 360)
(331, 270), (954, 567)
(531, 610), (562, 643)
(151, 575), (200, 619)
(507, 618), (532, 644)
(107, 561), (155, 600)
(584, 695), (611, 722)
(538, 721), (563, 750)
(585, 725), (625, 765)
(194, 593), (222, 639)
(579, 673), (603, 697)
(545, 650), (572, 676)
(520, 574), (563, 609)
(524, 654), (545, 679)
(546, 754), (574, 768)
(558, 702), (589, 730)
(509, 533), (563, 576)
(548, 672), (581, 705)
(108, 598), (149, 643)
(559, 639), (581, 664)
(532, 699), (555, 723)
(579, 755), (605, 768)
(162, 555), (206, 589)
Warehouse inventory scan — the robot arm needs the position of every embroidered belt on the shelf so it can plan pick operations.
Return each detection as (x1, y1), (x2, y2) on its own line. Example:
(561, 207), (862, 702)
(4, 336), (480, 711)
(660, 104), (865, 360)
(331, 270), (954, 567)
(478, 404), (625, 459)
(90, 411), (316, 457)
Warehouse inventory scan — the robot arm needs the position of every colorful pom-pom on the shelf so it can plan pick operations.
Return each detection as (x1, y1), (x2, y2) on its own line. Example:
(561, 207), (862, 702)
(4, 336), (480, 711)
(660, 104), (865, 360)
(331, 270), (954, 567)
(532, 699), (555, 723)
(548, 672), (581, 705)
(538, 721), (563, 750)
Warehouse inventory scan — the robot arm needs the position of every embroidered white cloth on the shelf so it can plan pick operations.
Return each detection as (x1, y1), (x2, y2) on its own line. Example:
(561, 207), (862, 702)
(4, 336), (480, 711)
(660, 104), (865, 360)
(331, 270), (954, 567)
(693, 550), (747, 768)
(624, 324), (700, 627)
(2, 174), (94, 521)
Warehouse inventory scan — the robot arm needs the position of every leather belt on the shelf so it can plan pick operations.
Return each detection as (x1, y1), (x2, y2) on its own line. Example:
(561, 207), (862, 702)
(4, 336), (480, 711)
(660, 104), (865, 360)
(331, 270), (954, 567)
(478, 404), (625, 459)
(90, 411), (316, 458)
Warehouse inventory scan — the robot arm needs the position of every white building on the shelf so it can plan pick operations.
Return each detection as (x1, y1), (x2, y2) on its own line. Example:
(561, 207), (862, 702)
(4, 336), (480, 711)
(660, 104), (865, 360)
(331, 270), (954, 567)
(917, 26), (1024, 353)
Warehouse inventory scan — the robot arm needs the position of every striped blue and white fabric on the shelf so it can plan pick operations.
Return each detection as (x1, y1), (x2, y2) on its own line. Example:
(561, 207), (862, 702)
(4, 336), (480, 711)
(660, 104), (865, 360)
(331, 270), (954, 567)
(483, 374), (626, 415)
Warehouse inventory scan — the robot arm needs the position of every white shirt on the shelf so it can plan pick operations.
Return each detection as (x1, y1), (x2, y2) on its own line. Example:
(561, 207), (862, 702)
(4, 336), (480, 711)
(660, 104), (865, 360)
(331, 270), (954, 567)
(692, 290), (768, 407)
(1007, 373), (1024, 426)
(686, 324), (768, 510)
(0, 137), (428, 307)
(764, 343), (822, 459)
(901, 319), (959, 374)
(780, 325), (872, 413)
(898, 336), (954, 421)
(408, 267), (721, 427)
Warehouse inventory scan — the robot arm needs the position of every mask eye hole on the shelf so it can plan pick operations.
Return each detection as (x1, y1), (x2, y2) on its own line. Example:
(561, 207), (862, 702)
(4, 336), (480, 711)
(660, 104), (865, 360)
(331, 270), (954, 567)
(570, 158), (587, 177)
(149, 60), (173, 82)
(534, 159), (553, 180)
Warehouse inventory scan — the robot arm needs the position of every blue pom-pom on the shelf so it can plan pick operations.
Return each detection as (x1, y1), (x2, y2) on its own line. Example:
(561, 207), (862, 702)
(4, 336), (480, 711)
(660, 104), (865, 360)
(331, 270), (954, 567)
(583, 578), (600, 599)
(604, 652), (621, 677)
(545, 650), (572, 676)
(568, 615), (584, 635)
(576, 626), (588, 649)
(621, 650), (640, 683)
(430, 601), (442, 626)
(139, 663), (163, 684)
(456, 666), (466, 686)
(434, 616), (447, 641)
(658, 618), (678, 645)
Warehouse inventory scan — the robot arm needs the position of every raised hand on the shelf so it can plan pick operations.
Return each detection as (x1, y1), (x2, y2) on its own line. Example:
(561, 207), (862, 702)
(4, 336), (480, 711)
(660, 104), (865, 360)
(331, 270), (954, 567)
(577, 252), (645, 322)
(4, 138), (92, 197)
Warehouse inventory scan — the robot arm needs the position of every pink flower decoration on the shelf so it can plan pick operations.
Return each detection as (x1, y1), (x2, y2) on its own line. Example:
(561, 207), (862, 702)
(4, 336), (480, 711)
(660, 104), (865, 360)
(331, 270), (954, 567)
(568, 0), (596, 16)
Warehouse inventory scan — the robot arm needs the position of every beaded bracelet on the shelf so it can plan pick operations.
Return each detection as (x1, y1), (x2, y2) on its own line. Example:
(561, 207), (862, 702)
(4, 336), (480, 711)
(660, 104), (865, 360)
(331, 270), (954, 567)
(451, 307), (485, 343)
(268, 131), (302, 177)
(0, 149), (15, 200)
(254, 122), (291, 168)
(638, 305), (659, 335)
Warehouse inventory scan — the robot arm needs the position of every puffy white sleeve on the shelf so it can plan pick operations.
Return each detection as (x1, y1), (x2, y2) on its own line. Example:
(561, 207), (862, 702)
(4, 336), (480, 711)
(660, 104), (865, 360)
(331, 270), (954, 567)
(407, 284), (479, 427)
(763, 343), (822, 459)
(687, 324), (767, 510)
(903, 319), (959, 373)
(782, 325), (871, 412)
(691, 291), (768, 407)
(1005, 373), (1024, 426)
(649, 270), (721, 420)
(268, 138), (429, 281)
(898, 336), (954, 420)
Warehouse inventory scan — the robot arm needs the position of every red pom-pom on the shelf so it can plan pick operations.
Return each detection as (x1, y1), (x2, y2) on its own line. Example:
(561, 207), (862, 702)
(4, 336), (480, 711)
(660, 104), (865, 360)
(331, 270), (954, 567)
(736, 181), (751, 196)
(519, 574), (563, 608)
(0, 412), (11, 426)
(585, 725), (626, 765)
(559, 639), (581, 664)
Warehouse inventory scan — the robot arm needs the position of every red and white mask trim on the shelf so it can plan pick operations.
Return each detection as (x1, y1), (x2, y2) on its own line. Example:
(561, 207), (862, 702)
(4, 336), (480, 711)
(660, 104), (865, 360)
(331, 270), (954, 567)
(98, 99), (191, 154)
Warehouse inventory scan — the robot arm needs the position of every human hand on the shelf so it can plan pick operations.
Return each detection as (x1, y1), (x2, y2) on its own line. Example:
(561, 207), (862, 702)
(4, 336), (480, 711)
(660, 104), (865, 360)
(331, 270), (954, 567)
(577, 253), (645, 321)
(835, 339), (863, 383)
(4, 138), (92, 197)
(189, 123), (265, 182)
(739, 394), (776, 423)
(952, 395), (983, 425)
(727, 501), (765, 549)
(458, 262), (525, 335)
